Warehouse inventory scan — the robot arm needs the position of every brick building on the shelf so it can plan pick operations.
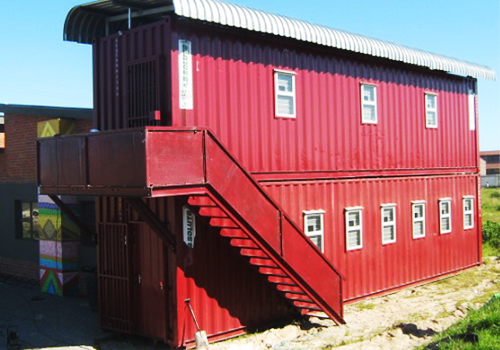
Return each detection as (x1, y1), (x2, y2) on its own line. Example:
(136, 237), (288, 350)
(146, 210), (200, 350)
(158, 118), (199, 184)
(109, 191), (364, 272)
(0, 104), (94, 289)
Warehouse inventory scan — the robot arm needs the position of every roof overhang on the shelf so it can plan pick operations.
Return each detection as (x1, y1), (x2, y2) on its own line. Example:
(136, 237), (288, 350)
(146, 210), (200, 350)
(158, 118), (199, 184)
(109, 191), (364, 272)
(64, 0), (496, 81)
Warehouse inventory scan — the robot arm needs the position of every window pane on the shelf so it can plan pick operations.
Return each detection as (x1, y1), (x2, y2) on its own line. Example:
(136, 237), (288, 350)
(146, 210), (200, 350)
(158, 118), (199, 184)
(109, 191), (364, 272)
(363, 105), (376, 121)
(363, 85), (375, 102)
(309, 234), (322, 250)
(306, 215), (321, 233)
(277, 74), (293, 92)
(414, 204), (423, 218)
(383, 208), (394, 222)
(413, 221), (424, 237)
(426, 111), (436, 126)
(465, 213), (472, 228)
(383, 226), (394, 241)
(441, 217), (450, 231)
(277, 96), (294, 115)
(22, 203), (31, 219)
(32, 203), (40, 240)
(440, 202), (449, 214)
(426, 94), (436, 109)
(348, 229), (361, 247)
(464, 199), (472, 211)
(348, 212), (360, 227)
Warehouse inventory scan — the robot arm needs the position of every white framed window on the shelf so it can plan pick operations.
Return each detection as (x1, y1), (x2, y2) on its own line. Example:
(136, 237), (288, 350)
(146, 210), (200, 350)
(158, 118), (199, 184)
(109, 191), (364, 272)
(274, 69), (296, 118)
(303, 210), (325, 252)
(345, 207), (363, 251)
(412, 201), (426, 239)
(425, 92), (438, 128)
(381, 204), (396, 244)
(439, 198), (452, 234)
(463, 196), (474, 229)
(361, 83), (378, 124)
(468, 89), (476, 131)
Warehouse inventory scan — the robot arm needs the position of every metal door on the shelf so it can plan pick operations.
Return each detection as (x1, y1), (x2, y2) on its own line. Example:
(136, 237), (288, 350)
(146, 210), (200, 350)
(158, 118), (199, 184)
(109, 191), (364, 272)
(132, 223), (169, 339)
(98, 223), (133, 333)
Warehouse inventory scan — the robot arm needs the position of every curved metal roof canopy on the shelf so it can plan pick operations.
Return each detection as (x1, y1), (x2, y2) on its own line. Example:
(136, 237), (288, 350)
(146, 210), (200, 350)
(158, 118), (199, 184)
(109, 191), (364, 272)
(64, 0), (496, 80)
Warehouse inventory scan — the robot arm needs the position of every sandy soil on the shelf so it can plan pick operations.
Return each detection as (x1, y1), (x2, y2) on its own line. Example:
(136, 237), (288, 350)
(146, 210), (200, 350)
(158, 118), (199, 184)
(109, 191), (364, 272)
(209, 257), (500, 350)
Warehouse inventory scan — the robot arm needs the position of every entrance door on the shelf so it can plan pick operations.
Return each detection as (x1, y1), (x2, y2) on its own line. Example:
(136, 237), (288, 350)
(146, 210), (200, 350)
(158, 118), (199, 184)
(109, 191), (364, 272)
(98, 223), (133, 333)
(132, 223), (168, 339)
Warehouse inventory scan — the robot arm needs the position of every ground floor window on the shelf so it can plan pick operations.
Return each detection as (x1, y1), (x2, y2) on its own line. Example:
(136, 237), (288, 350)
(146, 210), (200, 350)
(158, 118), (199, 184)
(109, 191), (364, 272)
(16, 201), (39, 240)
(346, 207), (363, 251)
(381, 204), (396, 244)
(439, 198), (452, 234)
(303, 210), (325, 252)
(463, 196), (474, 230)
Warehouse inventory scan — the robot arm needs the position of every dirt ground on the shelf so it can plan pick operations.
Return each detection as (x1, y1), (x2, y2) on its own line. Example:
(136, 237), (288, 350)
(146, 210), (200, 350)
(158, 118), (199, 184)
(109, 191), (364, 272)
(209, 257), (500, 350)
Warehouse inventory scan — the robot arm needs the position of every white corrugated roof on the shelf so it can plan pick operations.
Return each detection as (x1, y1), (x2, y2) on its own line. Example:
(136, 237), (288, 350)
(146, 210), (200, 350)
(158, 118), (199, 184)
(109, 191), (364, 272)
(64, 0), (496, 80)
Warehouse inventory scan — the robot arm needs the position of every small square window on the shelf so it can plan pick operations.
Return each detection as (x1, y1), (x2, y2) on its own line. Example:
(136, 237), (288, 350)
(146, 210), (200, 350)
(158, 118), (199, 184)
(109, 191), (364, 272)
(346, 207), (363, 250)
(425, 93), (438, 128)
(274, 70), (296, 118)
(439, 199), (452, 234)
(412, 201), (426, 239)
(304, 210), (324, 252)
(381, 204), (396, 244)
(361, 84), (377, 124)
(463, 196), (474, 230)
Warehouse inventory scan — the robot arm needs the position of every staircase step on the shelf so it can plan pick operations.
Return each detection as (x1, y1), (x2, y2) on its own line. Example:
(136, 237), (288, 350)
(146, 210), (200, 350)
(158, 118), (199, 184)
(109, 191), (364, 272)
(268, 276), (296, 286)
(304, 311), (329, 319)
(249, 258), (277, 267)
(240, 249), (268, 258)
(198, 207), (227, 218)
(276, 285), (305, 294)
(188, 196), (217, 207)
(293, 301), (321, 311)
(230, 238), (259, 248)
(210, 218), (238, 228)
(220, 228), (248, 238)
(258, 267), (287, 277)
(284, 293), (313, 302)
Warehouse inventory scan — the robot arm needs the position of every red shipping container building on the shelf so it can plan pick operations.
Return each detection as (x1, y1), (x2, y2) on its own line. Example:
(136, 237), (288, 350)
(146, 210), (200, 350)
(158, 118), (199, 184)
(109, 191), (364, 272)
(37, 0), (495, 347)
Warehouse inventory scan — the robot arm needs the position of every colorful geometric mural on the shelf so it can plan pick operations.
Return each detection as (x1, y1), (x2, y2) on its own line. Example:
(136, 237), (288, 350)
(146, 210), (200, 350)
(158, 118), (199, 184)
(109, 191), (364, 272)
(38, 118), (81, 296)
(38, 195), (81, 296)
(37, 118), (76, 138)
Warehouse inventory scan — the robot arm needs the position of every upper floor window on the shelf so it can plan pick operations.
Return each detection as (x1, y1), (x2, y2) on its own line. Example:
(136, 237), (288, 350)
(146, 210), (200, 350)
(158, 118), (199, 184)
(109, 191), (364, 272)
(303, 210), (325, 252)
(412, 201), (426, 239)
(16, 201), (39, 240)
(463, 196), (474, 230)
(274, 70), (296, 118)
(381, 204), (396, 244)
(361, 84), (377, 124)
(346, 207), (363, 250)
(439, 198), (452, 234)
(425, 92), (438, 128)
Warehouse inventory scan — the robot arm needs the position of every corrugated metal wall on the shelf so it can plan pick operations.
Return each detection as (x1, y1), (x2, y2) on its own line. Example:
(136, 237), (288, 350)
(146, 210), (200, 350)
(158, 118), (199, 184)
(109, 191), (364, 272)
(93, 19), (478, 175)
(93, 19), (172, 131)
(97, 196), (295, 346)
(170, 23), (477, 176)
(263, 175), (481, 301)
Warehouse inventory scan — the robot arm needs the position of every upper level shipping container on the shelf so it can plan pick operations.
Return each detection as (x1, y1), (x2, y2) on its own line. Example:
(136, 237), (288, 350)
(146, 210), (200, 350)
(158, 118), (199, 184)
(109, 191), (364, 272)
(65, 0), (495, 180)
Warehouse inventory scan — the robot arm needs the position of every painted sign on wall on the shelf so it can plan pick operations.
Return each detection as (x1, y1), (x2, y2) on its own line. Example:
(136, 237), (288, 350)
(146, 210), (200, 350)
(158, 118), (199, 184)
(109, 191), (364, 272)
(183, 206), (196, 248)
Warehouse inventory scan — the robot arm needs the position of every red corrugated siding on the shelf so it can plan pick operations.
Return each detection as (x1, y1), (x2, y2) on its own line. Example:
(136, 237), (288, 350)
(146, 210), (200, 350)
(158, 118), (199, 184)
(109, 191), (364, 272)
(93, 20), (478, 175)
(169, 24), (477, 175)
(263, 175), (481, 301)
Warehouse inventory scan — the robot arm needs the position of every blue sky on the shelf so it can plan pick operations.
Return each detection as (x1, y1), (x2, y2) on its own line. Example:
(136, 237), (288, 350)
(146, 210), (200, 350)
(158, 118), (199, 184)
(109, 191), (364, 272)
(0, 0), (498, 150)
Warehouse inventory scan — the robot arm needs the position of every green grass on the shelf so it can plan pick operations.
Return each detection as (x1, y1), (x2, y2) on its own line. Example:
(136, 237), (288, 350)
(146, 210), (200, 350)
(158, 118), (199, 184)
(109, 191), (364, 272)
(421, 295), (500, 349)
(482, 188), (500, 225)
(482, 188), (500, 257)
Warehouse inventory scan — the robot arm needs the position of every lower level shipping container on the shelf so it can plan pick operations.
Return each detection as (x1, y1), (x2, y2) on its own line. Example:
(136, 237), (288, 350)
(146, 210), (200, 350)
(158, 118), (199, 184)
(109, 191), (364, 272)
(263, 174), (482, 302)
